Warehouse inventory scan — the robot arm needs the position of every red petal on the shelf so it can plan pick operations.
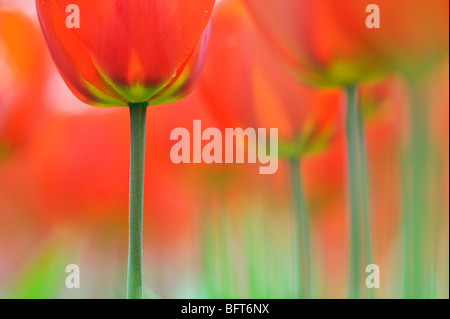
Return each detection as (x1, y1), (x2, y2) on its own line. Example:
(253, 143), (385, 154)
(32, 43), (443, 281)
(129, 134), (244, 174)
(36, 0), (215, 105)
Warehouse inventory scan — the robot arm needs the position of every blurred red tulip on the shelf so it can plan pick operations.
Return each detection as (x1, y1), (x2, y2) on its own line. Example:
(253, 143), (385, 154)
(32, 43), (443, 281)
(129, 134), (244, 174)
(0, 10), (50, 154)
(35, 0), (215, 106)
(304, 75), (409, 297)
(429, 61), (449, 221)
(16, 106), (182, 228)
(332, 0), (449, 76)
(242, 0), (388, 87)
(358, 75), (405, 120)
(199, 0), (343, 158)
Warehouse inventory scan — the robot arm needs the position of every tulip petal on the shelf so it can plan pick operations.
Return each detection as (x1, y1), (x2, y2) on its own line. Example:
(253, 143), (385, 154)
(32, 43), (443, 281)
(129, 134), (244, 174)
(36, 0), (215, 106)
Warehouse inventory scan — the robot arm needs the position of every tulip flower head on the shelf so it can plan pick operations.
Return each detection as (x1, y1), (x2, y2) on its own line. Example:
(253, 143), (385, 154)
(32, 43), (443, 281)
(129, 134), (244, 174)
(199, 0), (343, 158)
(242, 0), (389, 87)
(34, 0), (216, 299)
(35, 0), (215, 107)
(244, 0), (449, 85)
(329, 0), (449, 77)
(0, 9), (50, 153)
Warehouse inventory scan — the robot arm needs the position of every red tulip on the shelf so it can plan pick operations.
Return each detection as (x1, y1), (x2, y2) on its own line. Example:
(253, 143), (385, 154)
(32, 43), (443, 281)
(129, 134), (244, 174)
(332, 0), (449, 76)
(34, 0), (216, 299)
(35, 0), (215, 106)
(199, 0), (343, 158)
(0, 10), (50, 152)
(358, 75), (405, 120)
(243, 0), (449, 83)
(242, 0), (387, 87)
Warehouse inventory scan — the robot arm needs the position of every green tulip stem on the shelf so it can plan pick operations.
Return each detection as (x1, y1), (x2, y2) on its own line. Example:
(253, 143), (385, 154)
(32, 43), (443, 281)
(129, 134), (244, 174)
(356, 101), (373, 298)
(127, 102), (148, 299)
(407, 79), (428, 298)
(346, 86), (362, 299)
(289, 158), (311, 298)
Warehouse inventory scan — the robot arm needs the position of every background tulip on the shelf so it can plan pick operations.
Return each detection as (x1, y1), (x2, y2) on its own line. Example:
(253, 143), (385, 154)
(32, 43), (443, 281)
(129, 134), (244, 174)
(242, 0), (388, 87)
(241, 0), (401, 297)
(328, 0), (449, 298)
(200, 1), (343, 158)
(0, 10), (50, 154)
(198, 0), (344, 297)
(329, 0), (449, 77)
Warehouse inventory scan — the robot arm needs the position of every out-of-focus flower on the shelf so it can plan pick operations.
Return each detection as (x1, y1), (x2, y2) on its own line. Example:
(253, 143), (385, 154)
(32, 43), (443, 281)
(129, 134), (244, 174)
(358, 75), (406, 120)
(242, 0), (388, 87)
(331, 0), (449, 77)
(429, 61), (449, 222)
(0, 6), (55, 289)
(199, 0), (343, 158)
(35, 0), (215, 106)
(0, 10), (50, 154)
(14, 105), (196, 239)
(303, 73), (409, 297)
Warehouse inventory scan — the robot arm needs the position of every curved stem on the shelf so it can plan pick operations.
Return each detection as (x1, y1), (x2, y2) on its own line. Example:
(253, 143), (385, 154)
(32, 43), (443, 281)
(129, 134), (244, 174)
(346, 86), (362, 299)
(127, 102), (148, 299)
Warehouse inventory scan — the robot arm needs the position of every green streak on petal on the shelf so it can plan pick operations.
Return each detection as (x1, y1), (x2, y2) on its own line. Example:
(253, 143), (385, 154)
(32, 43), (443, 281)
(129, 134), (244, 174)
(92, 60), (169, 105)
(83, 78), (128, 106)
(127, 82), (154, 104)
(326, 59), (385, 87)
(278, 122), (336, 158)
(150, 67), (193, 105)
(302, 58), (387, 88)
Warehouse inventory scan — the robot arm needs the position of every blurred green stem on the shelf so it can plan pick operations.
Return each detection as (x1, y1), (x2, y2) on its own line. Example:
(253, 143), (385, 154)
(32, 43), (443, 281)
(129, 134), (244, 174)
(356, 101), (373, 298)
(289, 158), (311, 298)
(346, 86), (361, 299)
(406, 78), (429, 298)
(401, 150), (412, 297)
(127, 102), (148, 299)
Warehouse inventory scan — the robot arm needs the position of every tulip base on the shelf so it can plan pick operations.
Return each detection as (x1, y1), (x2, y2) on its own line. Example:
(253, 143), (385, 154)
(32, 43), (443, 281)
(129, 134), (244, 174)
(127, 102), (148, 299)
